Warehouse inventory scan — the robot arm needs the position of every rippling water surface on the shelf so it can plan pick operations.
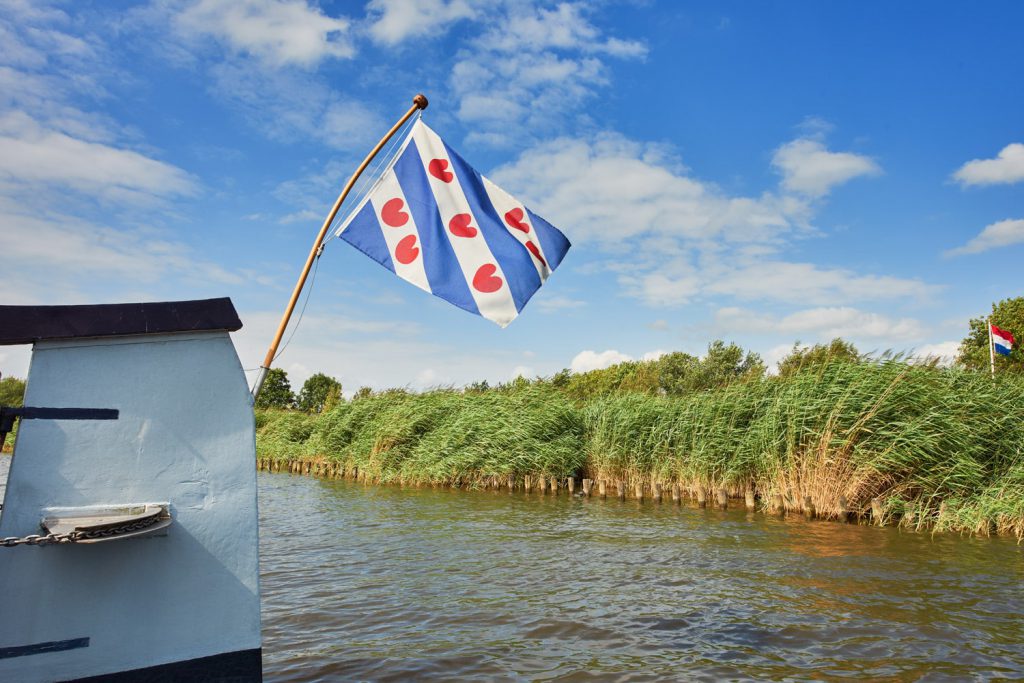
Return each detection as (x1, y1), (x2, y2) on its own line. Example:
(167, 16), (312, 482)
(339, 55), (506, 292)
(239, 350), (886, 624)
(258, 471), (1024, 681)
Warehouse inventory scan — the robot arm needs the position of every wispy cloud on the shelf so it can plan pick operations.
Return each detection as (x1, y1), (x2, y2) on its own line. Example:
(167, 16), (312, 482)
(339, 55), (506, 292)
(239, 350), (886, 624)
(946, 218), (1024, 256)
(772, 138), (880, 198)
(716, 306), (925, 341)
(952, 143), (1024, 186)
(366, 0), (475, 45)
(175, 0), (356, 68)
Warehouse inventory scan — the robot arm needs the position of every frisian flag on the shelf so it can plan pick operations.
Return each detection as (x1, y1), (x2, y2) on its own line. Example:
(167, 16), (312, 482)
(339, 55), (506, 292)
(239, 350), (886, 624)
(335, 119), (570, 327)
(992, 324), (1015, 356)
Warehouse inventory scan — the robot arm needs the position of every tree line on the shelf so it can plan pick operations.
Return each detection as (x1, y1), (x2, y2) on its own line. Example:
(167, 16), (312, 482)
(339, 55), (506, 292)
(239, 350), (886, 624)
(0, 297), (1020, 410)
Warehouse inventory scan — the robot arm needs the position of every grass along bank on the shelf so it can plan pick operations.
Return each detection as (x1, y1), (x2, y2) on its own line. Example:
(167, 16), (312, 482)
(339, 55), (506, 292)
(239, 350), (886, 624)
(256, 359), (1024, 538)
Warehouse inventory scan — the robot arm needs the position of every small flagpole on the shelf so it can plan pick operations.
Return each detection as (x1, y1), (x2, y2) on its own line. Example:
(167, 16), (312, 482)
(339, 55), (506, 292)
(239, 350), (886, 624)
(988, 317), (996, 378)
(251, 93), (429, 399)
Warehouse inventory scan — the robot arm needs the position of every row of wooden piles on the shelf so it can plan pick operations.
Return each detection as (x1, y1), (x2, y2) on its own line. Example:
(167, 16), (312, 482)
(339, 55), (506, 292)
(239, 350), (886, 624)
(256, 458), (893, 526)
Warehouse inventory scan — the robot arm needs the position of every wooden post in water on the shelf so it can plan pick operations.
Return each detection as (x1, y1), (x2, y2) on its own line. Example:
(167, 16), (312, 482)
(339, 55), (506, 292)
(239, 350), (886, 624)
(582, 479), (593, 497)
(838, 496), (850, 522)
(508, 477), (515, 492)
(634, 483), (644, 501)
(653, 482), (663, 503)
(538, 477), (547, 494)
(716, 488), (728, 510)
(598, 480), (607, 498)
(771, 493), (784, 514)
(567, 477), (575, 495)
(803, 495), (815, 519)
(744, 489), (756, 511)
(871, 497), (883, 525)
(550, 476), (558, 494)
(616, 481), (625, 500)
(671, 484), (681, 504)
(524, 475), (532, 492)
(697, 488), (708, 508)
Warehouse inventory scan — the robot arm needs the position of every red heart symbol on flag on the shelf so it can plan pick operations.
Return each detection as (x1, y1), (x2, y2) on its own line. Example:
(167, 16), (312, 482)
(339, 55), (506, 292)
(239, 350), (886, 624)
(472, 263), (503, 293)
(428, 159), (454, 183)
(395, 234), (419, 265)
(504, 208), (530, 233)
(449, 213), (478, 238)
(381, 198), (409, 227)
(525, 240), (547, 267)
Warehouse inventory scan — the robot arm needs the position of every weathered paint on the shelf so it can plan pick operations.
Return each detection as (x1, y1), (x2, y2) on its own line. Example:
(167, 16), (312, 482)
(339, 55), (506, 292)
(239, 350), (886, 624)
(0, 330), (260, 682)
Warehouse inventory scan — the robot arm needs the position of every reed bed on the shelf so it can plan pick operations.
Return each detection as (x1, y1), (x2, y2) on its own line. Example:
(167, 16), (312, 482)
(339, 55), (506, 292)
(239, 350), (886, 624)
(256, 360), (1024, 537)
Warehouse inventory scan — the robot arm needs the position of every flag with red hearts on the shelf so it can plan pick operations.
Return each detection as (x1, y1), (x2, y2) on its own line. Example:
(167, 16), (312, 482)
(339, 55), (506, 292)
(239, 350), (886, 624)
(335, 120), (571, 327)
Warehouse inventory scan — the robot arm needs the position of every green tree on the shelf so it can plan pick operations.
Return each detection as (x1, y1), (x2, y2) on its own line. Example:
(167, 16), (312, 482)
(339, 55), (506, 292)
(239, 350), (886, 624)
(958, 297), (1024, 373)
(656, 352), (700, 396)
(777, 338), (860, 377)
(657, 342), (765, 395)
(0, 375), (26, 407)
(297, 372), (342, 413)
(352, 386), (373, 401)
(255, 368), (294, 409)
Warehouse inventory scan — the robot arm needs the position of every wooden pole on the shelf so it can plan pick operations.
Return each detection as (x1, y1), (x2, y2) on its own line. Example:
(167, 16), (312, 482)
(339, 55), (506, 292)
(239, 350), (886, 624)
(598, 480), (607, 498)
(567, 477), (575, 495)
(696, 488), (707, 508)
(653, 482), (663, 503)
(744, 489), (756, 511)
(716, 488), (728, 510)
(616, 481), (625, 500)
(251, 94), (429, 398)
(582, 479), (593, 497)
(671, 484), (681, 504)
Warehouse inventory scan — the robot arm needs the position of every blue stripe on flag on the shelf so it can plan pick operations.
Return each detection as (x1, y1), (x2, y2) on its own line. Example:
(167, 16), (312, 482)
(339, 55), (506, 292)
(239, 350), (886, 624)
(527, 208), (571, 271)
(340, 201), (395, 273)
(443, 143), (541, 313)
(394, 144), (480, 316)
(995, 344), (1012, 356)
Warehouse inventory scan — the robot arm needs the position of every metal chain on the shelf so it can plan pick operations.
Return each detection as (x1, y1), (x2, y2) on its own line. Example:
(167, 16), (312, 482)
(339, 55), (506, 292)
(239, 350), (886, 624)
(1, 530), (83, 547)
(1, 510), (165, 548)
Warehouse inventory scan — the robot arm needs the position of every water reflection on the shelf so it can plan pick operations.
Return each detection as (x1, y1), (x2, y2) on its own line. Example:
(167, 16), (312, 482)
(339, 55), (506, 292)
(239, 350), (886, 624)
(259, 474), (1024, 681)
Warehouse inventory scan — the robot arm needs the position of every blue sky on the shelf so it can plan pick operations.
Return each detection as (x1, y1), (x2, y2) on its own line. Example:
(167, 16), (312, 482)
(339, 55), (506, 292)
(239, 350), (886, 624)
(2, 0), (1022, 391)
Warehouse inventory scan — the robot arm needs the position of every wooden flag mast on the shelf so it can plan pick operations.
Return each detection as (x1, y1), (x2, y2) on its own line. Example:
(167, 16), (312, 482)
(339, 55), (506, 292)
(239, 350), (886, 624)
(251, 93), (429, 399)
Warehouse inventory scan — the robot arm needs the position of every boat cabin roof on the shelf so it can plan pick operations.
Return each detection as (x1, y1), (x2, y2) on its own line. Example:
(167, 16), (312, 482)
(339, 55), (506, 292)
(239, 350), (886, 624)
(0, 298), (242, 345)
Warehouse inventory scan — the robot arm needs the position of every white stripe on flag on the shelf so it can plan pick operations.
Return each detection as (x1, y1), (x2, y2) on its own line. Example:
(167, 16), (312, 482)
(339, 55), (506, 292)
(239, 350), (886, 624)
(369, 172), (431, 294)
(994, 336), (1012, 352)
(411, 121), (519, 326)
(480, 175), (551, 282)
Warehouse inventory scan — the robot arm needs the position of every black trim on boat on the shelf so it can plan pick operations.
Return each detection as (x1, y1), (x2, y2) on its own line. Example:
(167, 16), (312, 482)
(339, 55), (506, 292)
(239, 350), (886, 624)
(61, 647), (262, 682)
(0, 298), (242, 346)
(0, 637), (90, 659)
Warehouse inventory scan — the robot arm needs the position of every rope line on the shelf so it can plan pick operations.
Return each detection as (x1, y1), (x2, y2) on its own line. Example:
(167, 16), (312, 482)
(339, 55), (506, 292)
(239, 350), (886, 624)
(321, 111), (420, 248)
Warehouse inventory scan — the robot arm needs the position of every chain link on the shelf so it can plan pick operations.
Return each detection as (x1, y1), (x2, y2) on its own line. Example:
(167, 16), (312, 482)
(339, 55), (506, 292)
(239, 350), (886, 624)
(1, 510), (166, 548)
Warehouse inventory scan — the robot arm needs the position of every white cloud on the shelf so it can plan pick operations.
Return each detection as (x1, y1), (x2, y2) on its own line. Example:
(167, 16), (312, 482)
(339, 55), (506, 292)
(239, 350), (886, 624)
(716, 306), (925, 341)
(366, 0), (475, 45)
(0, 111), (196, 202)
(570, 349), (633, 373)
(772, 138), (880, 197)
(175, 0), (355, 68)
(641, 350), (668, 361)
(511, 365), (535, 379)
(910, 341), (960, 366)
(448, 2), (645, 144)
(704, 262), (935, 306)
(946, 218), (1024, 256)
(533, 295), (586, 312)
(493, 129), (931, 309)
(491, 133), (809, 245)
(952, 143), (1024, 186)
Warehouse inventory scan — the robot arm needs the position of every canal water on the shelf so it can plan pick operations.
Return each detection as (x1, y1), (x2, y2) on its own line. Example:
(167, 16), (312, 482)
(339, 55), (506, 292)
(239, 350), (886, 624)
(2, 457), (1022, 680)
(258, 471), (1023, 681)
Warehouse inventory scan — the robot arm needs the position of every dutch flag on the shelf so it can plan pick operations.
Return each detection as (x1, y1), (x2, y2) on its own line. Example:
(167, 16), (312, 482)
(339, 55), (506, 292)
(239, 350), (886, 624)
(992, 324), (1015, 356)
(335, 120), (571, 327)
